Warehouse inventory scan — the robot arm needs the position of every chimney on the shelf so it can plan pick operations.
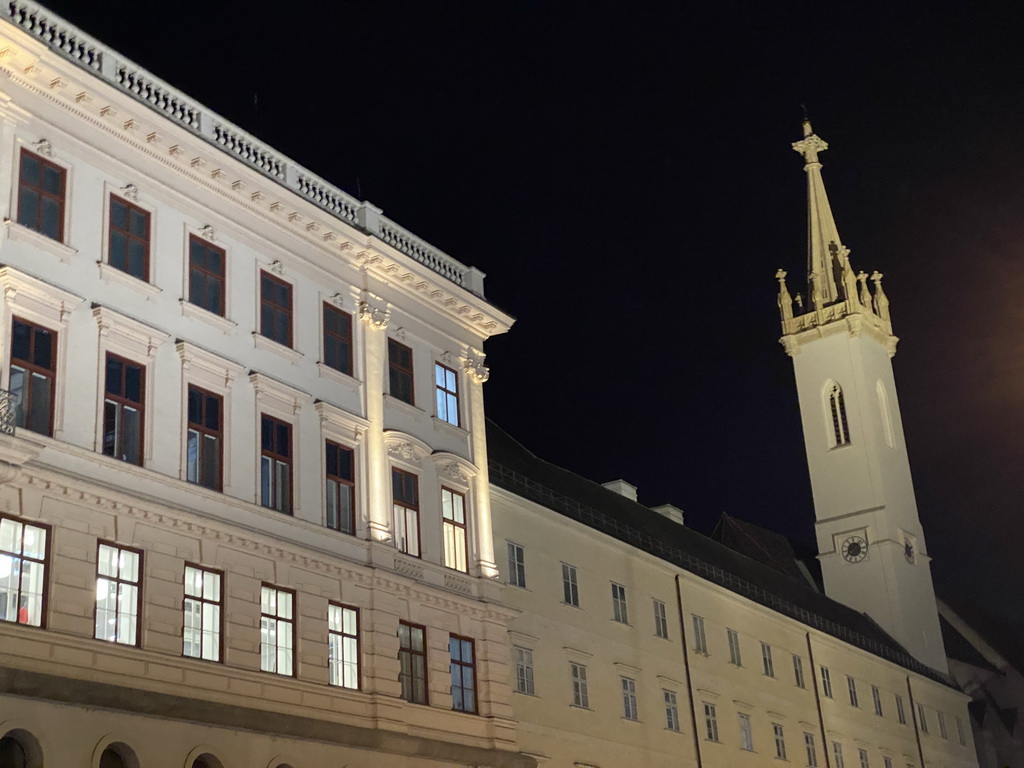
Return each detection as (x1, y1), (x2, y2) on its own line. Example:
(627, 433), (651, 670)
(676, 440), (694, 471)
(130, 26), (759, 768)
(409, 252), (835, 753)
(602, 479), (638, 502)
(651, 504), (685, 526)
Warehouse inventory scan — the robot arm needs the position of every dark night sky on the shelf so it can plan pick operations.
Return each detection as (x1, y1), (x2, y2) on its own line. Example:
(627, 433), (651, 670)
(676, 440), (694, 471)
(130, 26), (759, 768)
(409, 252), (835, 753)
(39, 1), (1024, 625)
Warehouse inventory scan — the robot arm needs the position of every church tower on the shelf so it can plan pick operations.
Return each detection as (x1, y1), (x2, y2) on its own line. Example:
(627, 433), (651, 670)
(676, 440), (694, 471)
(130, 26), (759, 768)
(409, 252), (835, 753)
(777, 121), (947, 673)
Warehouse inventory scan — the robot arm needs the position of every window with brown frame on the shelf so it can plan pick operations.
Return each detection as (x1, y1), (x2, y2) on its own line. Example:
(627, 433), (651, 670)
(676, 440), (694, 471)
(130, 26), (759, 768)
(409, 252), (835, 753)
(323, 303), (353, 376)
(449, 634), (477, 713)
(392, 468), (420, 557)
(325, 441), (355, 534)
(17, 149), (65, 241)
(398, 620), (427, 704)
(260, 584), (294, 676)
(183, 564), (222, 662)
(328, 602), (359, 689)
(388, 339), (414, 405)
(108, 196), (150, 281)
(441, 487), (468, 572)
(0, 514), (49, 628)
(9, 317), (56, 436)
(188, 235), (226, 317)
(260, 272), (293, 348)
(95, 541), (142, 646)
(260, 414), (291, 514)
(103, 353), (145, 466)
(187, 386), (222, 492)
(434, 363), (459, 427)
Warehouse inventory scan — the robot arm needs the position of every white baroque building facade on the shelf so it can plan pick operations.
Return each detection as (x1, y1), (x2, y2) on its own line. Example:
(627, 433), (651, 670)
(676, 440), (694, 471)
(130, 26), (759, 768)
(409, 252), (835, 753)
(0, 3), (992, 768)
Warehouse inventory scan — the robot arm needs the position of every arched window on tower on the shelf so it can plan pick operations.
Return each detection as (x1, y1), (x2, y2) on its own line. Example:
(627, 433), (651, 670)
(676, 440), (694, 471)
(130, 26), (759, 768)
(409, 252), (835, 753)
(826, 382), (850, 447)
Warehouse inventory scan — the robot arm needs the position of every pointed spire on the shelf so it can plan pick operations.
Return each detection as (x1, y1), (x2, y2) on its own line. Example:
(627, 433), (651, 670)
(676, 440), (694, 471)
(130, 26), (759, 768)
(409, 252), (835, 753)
(792, 120), (845, 306)
(775, 269), (793, 321)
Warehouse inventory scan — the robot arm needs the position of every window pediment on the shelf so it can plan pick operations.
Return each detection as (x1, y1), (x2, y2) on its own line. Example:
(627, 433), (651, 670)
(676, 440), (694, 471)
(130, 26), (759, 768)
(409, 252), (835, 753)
(176, 341), (244, 391)
(315, 400), (369, 444)
(383, 430), (431, 463)
(0, 266), (83, 326)
(93, 304), (169, 359)
(429, 450), (477, 488)
(249, 372), (308, 415)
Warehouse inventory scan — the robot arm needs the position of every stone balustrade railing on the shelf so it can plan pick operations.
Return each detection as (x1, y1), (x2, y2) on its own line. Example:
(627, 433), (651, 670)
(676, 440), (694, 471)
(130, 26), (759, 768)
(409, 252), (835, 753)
(2, 1), (486, 297)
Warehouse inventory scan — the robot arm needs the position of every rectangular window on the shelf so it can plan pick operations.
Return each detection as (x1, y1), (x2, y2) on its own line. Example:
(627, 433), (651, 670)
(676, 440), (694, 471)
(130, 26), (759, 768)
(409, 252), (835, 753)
(434, 363), (460, 427)
(937, 711), (947, 739)
(441, 487), (468, 572)
(325, 441), (355, 534)
(103, 354), (145, 465)
(17, 150), (65, 241)
(848, 675), (859, 707)
(821, 665), (833, 698)
(388, 339), (414, 405)
(328, 603), (359, 690)
(9, 318), (56, 436)
(611, 582), (628, 624)
(260, 585), (294, 676)
(186, 386), (222, 491)
(392, 469), (420, 557)
(773, 723), (787, 760)
(95, 542), (141, 645)
(507, 541), (526, 587)
(654, 600), (669, 639)
(183, 565), (221, 661)
(739, 713), (754, 751)
(883, 758), (893, 768)
(692, 614), (707, 653)
(260, 415), (292, 514)
(561, 563), (579, 606)
(0, 516), (48, 627)
(398, 621), (428, 704)
(259, 271), (293, 348)
(896, 694), (906, 724)
(872, 685), (883, 716)
(833, 742), (845, 768)
(450, 634), (477, 713)
(664, 689), (680, 732)
(956, 716), (966, 746)
(621, 677), (638, 720)
(514, 646), (535, 695)
(859, 748), (870, 768)
(570, 662), (589, 708)
(704, 702), (719, 741)
(805, 732), (818, 767)
(761, 641), (775, 677)
(793, 653), (805, 688)
(322, 303), (353, 376)
(188, 235), (226, 316)
(727, 628), (742, 665)
(917, 703), (928, 734)
(108, 195), (150, 281)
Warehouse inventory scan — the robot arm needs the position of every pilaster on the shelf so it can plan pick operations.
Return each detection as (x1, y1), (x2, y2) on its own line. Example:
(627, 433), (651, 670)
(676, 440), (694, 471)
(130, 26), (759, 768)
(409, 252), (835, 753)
(463, 348), (498, 578)
(359, 295), (392, 544)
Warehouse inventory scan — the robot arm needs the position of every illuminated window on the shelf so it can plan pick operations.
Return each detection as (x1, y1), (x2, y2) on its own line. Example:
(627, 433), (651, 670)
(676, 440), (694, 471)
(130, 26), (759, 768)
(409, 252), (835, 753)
(183, 565), (221, 661)
(392, 469), (420, 557)
(188, 236), (226, 316)
(328, 603), (359, 689)
(442, 487), (468, 572)
(325, 441), (355, 534)
(388, 339), (414, 405)
(17, 149), (65, 241)
(260, 584), (294, 676)
(103, 354), (145, 465)
(95, 542), (141, 645)
(260, 415), (291, 514)
(434, 363), (460, 427)
(259, 271), (293, 348)
(9, 318), (56, 436)
(827, 382), (850, 446)
(187, 387), (222, 492)
(108, 196), (150, 281)
(0, 515), (48, 627)
(399, 621), (427, 704)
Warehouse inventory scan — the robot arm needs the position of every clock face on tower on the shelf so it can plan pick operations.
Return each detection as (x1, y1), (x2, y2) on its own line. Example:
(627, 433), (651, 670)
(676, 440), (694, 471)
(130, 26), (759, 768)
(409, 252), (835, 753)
(841, 535), (868, 563)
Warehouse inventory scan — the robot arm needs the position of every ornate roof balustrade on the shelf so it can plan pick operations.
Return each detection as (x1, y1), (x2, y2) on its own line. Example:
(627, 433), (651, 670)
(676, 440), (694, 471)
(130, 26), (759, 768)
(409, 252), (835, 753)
(2, 1), (485, 297)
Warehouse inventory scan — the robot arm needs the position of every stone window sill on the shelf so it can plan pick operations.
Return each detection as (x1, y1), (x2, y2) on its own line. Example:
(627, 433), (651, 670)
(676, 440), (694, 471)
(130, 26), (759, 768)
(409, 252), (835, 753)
(385, 394), (425, 421)
(4, 219), (77, 263)
(432, 415), (469, 439)
(253, 332), (303, 364)
(180, 299), (237, 334)
(316, 361), (361, 393)
(98, 261), (161, 299)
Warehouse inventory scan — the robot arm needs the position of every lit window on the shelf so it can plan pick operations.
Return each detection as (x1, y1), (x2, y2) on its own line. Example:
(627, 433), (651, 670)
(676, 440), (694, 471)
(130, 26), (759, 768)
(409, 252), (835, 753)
(388, 339), (414, 405)
(654, 600), (669, 639)
(325, 441), (355, 534)
(435, 363), (460, 427)
(507, 542), (526, 587)
(621, 677), (638, 720)
(187, 386), (222, 491)
(761, 641), (775, 677)
(896, 694), (906, 724)
(260, 584), (294, 676)
(9, 318), (56, 436)
(611, 582), (628, 623)
(514, 646), (535, 695)
(917, 703), (928, 734)
(738, 713), (754, 751)
(183, 565), (221, 661)
(833, 741), (845, 768)
(871, 685), (883, 716)
(108, 195), (150, 281)
(728, 629), (742, 665)
(562, 563), (579, 606)
(805, 732), (818, 767)
(260, 415), (292, 514)
(821, 665), (833, 698)
(937, 711), (947, 739)
(17, 149), (65, 241)
(103, 354), (145, 465)
(704, 702), (719, 741)
(450, 635), (477, 713)
(0, 516), (48, 627)
(827, 382), (850, 447)
(848, 675), (859, 707)
(692, 614), (707, 653)
(441, 487), (468, 572)
(259, 271), (293, 348)
(570, 662), (589, 708)
(398, 621), (428, 704)
(95, 542), (141, 645)
(322, 303), (353, 376)
(793, 653), (805, 688)
(773, 723), (787, 760)
(188, 235), (226, 316)
(392, 469), (420, 557)
(859, 748), (870, 768)
(328, 603), (359, 689)
(664, 689), (680, 731)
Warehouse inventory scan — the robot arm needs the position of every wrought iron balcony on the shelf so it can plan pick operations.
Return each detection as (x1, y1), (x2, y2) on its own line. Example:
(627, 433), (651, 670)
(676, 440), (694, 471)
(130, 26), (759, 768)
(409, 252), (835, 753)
(0, 389), (16, 436)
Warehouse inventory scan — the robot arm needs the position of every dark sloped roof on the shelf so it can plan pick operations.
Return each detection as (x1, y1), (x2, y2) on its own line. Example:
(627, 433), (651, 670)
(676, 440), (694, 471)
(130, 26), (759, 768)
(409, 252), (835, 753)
(940, 614), (1000, 674)
(486, 419), (952, 686)
(711, 513), (810, 584)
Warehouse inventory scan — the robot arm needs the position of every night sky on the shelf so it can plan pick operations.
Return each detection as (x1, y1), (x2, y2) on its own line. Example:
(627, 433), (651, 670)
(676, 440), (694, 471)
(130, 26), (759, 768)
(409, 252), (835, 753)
(38, 1), (1024, 629)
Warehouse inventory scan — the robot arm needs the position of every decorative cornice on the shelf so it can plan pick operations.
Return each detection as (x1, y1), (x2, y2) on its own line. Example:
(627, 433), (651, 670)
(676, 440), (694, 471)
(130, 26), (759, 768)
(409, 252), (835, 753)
(93, 304), (169, 359)
(463, 348), (490, 383)
(383, 430), (431, 463)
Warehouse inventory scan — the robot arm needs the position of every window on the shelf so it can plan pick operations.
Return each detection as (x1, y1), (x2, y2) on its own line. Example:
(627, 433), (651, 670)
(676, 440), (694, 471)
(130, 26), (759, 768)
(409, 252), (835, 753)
(871, 685), (883, 716)
(793, 654), (805, 688)
(804, 732), (818, 767)
(621, 677), (638, 720)
(9, 318), (56, 436)
(937, 711), (947, 739)
(704, 702), (719, 741)
(654, 600), (669, 639)
(726, 628), (742, 665)
(773, 723), (787, 760)
(17, 149), (65, 241)
(514, 646), (535, 695)
(848, 675), (859, 707)
(955, 716), (966, 746)
(322, 303), (353, 376)
(828, 382), (850, 446)
(821, 665), (833, 698)
(325, 441), (355, 534)
(450, 635), (477, 713)
(570, 662), (589, 708)
(441, 487), (468, 572)
(108, 195), (150, 280)
(260, 585), (294, 676)
(398, 621), (428, 704)
(833, 742), (845, 768)
(883, 758), (893, 768)
(917, 703), (928, 734)
(103, 354), (145, 465)
(738, 713), (754, 751)
(562, 563), (579, 606)
(859, 748), (870, 768)
(328, 603), (359, 689)
(507, 541), (526, 587)
(392, 469), (420, 557)
(611, 582), (628, 623)
(260, 415), (292, 514)
(664, 689), (680, 731)
(95, 542), (141, 645)
(0, 515), (48, 627)
(896, 694), (906, 724)
(259, 271), (293, 347)
(761, 641), (775, 677)
(388, 339), (414, 405)
(188, 235), (226, 316)
(183, 565), (221, 661)
(692, 614), (707, 653)
(187, 386), (222, 491)
(434, 363), (460, 427)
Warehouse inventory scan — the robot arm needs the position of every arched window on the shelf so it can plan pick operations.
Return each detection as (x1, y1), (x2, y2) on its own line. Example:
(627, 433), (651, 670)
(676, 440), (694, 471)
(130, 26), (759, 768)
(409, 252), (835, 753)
(0, 729), (42, 768)
(826, 382), (850, 447)
(192, 756), (224, 768)
(97, 743), (138, 768)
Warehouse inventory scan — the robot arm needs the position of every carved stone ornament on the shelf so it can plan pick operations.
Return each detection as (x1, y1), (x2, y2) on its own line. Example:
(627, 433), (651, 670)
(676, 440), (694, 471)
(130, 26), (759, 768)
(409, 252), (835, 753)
(269, 260), (284, 276)
(121, 183), (139, 202)
(393, 327), (407, 342)
(329, 292), (345, 308)
(359, 301), (391, 330)
(32, 138), (53, 158)
(438, 462), (469, 484)
(200, 224), (215, 241)
(463, 349), (490, 383)
(387, 442), (418, 460)
(441, 351), (455, 366)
